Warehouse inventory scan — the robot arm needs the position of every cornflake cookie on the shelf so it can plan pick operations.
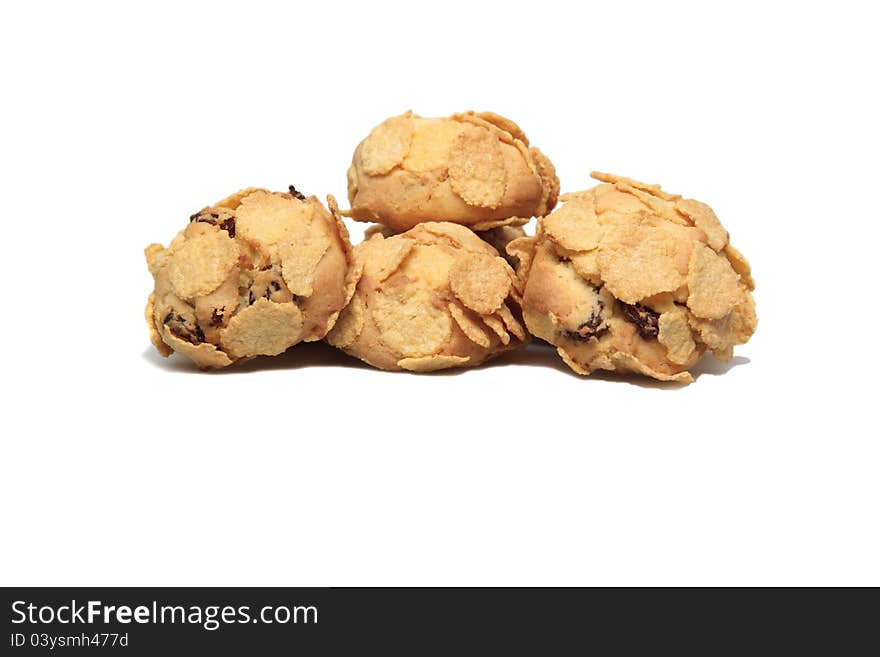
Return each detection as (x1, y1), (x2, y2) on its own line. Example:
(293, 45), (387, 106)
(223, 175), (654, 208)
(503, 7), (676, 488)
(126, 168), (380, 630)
(362, 222), (527, 269)
(512, 172), (757, 383)
(346, 111), (559, 231)
(145, 187), (356, 369)
(326, 222), (527, 372)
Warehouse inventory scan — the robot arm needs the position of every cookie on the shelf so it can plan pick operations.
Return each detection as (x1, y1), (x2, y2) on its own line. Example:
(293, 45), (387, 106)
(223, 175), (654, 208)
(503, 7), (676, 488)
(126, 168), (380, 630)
(512, 173), (757, 383)
(145, 187), (356, 368)
(346, 111), (559, 231)
(362, 222), (527, 269)
(326, 222), (527, 371)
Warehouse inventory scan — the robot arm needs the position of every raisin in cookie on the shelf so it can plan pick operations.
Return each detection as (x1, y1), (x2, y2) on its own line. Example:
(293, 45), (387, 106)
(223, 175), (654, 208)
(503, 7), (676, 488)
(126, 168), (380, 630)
(511, 172), (757, 383)
(346, 111), (559, 232)
(326, 222), (527, 371)
(145, 187), (356, 368)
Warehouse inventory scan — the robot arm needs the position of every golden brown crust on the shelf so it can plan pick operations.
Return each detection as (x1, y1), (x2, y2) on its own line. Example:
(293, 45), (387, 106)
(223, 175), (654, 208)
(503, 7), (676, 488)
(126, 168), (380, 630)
(346, 111), (559, 231)
(520, 173), (757, 383)
(145, 293), (172, 357)
(531, 147), (559, 216)
(325, 222), (527, 371)
(145, 189), (354, 368)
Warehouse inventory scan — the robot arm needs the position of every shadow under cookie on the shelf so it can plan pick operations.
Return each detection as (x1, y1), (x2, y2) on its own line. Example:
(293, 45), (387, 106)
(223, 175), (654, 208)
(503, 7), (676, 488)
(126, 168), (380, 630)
(142, 341), (369, 374)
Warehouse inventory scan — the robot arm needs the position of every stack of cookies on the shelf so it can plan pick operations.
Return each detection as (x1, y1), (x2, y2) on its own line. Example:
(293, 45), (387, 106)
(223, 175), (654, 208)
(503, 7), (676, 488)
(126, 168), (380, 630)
(145, 110), (756, 383)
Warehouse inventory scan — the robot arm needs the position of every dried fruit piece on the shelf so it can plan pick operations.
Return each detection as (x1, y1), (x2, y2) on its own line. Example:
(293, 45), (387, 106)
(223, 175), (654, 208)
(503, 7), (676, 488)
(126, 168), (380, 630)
(194, 266), (241, 342)
(620, 303), (660, 339)
(564, 309), (606, 342)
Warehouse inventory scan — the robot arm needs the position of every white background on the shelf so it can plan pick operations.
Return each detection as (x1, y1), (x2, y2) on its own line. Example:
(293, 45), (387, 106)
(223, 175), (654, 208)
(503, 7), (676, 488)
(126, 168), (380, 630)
(1, 1), (878, 586)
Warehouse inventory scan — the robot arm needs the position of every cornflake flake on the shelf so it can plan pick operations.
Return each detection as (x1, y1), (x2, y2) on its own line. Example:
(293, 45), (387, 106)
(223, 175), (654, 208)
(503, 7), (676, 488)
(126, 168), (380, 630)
(448, 124), (507, 208)
(448, 302), (492, 348)
(686, 243), (741, 319)
(543, 196), (601, 252)
(658, 306), (697, 365)
(372, 287), (451, 358)
(168, 228), (239, 300)
(219, 298), (305, 358)
(361, 112), (414, 175)
(449, 253), (512, 314)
